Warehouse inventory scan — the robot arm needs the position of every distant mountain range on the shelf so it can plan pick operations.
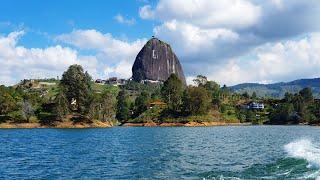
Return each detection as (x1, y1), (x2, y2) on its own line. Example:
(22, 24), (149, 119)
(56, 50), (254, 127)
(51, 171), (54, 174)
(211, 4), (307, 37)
(230, 78), (320, 99)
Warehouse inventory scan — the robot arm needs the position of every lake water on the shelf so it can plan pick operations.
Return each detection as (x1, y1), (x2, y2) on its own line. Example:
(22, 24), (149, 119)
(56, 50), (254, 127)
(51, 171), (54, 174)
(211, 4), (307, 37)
(0, 126), (320, 179)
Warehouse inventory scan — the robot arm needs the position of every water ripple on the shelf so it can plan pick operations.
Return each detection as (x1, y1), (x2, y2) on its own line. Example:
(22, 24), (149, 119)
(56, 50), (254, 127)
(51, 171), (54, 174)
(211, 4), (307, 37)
(0, 126), (319, 179)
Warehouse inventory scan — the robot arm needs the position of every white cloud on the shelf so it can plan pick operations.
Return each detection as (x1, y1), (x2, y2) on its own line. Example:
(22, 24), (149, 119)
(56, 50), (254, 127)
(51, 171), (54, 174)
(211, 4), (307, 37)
(0, 31), (98, 85)
(2, 0), (320, 86)
(139, 5), (155, 19)
(56, 29), (147, 78)
(0, 29), (147, 85)
(104, 60), (133, 78)
(271, 0), (283, 9)
(154, 20), (239, 59)
(114, 14), (136, 26)
(140, 0), (261, 29)
(139, 0), (320, 85)
(205, 33), (320, 85)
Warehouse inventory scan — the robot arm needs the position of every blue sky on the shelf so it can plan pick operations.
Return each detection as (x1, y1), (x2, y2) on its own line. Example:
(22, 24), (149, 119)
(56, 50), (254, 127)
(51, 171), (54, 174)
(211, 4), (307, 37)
(1, 0), (320, 85)
(0, 0), (154, 46)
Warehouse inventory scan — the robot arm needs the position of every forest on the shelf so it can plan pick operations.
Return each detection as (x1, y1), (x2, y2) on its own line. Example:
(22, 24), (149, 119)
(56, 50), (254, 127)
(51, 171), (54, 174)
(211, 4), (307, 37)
(0, 64), (319, 126)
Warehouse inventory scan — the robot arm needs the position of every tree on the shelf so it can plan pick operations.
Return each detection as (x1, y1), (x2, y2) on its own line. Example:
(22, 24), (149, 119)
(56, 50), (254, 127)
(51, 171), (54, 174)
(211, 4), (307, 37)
(220, 85), (230, 101)
(251, 92), (257, 99)
(292, 94), (306, 122)
(242, 92), (250, 99)
(308, 102), (320, 124)
(193, 75), (208, 87)
(192, 77), (221, 109)
(182, 86), (211, 115)
(54, 91), (69, 121)
(204, 80), (220, 93)
(212, 96), (222, 109)
(246, 110), (256, 122)
(60, 64), (92, 113)
(86, 89), (117, 122)
(134, 91), (150, 117)
(269, 103), (297, 124)
(236, 109), (247, 123)
(86, 97), (99, 121)
(284, 92), (294, 103)
(116, 90), (130, 122)
(0, 89), (16, 115)
(85, 71), (92, 91)
(299, 87), (313, 104)
(21, 100), (34, 122)
(100, 91), (116, 121)
(161, 74), (184, 112)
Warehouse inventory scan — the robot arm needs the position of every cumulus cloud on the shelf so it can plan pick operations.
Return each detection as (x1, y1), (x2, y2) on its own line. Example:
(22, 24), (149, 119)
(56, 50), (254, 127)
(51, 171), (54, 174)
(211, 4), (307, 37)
(253, 0), (320, 39)
(139, 5), (155, 20)
(270, 0), (283, 9)
(140, 0), (261, 29)
(154, 20), (241, 62)
(56, 29), (146, 78)
(2, 1), (320, 86)
(114, 14), (136, 26)
(0, 29), (147, 85)
(0, 31), (98, 85)
(205, 33), (320, 85)
(139, 0), (320, 85)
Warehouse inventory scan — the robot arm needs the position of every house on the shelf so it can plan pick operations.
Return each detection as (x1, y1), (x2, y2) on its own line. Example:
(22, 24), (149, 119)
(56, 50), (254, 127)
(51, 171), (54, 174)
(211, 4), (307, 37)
(95, 79), (104, 84)
(247, 102), (265, 110)
(95, 77), (127, 86)
(105, 77), (127, 86)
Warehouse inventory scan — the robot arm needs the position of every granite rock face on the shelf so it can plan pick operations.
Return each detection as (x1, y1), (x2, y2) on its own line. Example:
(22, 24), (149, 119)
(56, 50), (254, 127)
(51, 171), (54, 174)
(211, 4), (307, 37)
(132, 38), (186, 85)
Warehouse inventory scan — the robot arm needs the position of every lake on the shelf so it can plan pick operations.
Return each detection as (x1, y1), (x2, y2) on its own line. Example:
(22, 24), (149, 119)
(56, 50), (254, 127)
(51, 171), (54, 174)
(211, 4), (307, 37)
(0, 126), (319, 179)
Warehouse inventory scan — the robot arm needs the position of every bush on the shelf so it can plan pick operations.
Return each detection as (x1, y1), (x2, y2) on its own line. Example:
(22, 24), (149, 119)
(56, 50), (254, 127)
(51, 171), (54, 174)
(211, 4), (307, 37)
(220, 104), (227, 113)
(38, 112), (56, 125)
(8, 111), (25, 123)
(306, 113), (318, 124)
(28, 116), (39, 123)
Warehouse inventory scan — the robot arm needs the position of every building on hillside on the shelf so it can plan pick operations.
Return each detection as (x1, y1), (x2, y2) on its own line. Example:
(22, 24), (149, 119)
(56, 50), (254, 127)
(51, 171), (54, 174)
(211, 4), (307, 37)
(105, 77), (127, 86)
(141, 79), (163, 85)
(95, 79), (105, 84)
(247, 102), (265, 110)
(95, 77), (127, 86)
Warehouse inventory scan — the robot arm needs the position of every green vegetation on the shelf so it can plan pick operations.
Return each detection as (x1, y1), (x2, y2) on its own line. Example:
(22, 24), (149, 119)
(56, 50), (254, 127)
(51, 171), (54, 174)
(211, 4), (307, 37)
(133, 91), (151, 118)
(0, 65), (119, 126)
(116, 90), (130, 123)
(268, 87), (320, 125)
(161, 74), (184, 113)
(182, 86), (211, 116)
(0, 65), (319, 126)
(231, 78), (320, 98)
(60, 65), (92, 113)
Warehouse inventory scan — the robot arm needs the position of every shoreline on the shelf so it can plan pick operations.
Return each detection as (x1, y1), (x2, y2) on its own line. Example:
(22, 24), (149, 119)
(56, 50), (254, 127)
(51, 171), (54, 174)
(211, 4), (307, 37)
(0, 121), (113, 129)
(0, 121), (317, 129)
(121, 121), (250, 127)
(0, 121), (248, 128)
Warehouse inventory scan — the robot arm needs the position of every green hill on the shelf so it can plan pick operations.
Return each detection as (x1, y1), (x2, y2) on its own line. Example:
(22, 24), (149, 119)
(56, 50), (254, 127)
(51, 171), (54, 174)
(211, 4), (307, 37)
(230, 78), (320, 99)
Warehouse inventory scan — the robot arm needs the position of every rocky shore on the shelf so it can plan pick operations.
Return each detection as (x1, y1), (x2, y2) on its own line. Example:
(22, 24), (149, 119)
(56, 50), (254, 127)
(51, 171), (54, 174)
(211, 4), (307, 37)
(0, 121), (113, 128)
(0, 121), (251, 128)
(121, 121), (249, 127)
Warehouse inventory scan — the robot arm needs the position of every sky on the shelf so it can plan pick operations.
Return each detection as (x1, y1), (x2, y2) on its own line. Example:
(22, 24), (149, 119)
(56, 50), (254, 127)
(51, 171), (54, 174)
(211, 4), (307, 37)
(1, 0), (320, 86)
